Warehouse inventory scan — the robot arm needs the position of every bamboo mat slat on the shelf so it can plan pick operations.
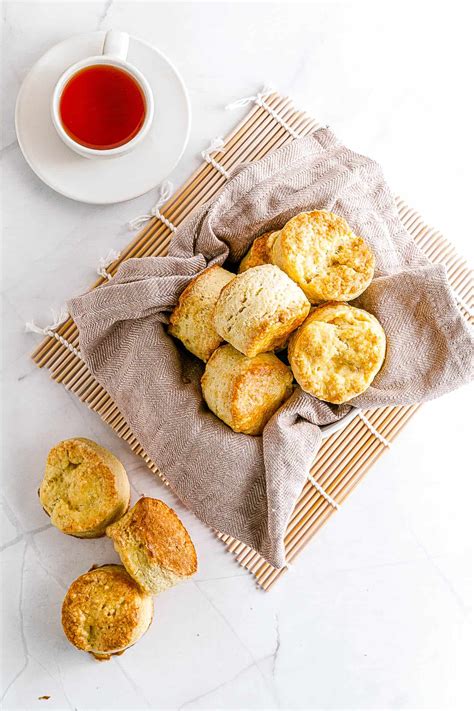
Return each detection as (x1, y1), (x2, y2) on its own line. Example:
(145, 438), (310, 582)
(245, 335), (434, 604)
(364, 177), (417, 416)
(31, 93), (473, 590)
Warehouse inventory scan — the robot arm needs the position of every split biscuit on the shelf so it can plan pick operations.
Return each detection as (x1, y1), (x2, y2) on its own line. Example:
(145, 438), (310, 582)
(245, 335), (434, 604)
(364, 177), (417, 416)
(169, 265), (234, 361)
(238, 231), (278, 273)
(271, 210), (375, 303)
(288, 302), (386, 404)
(106, 497), (197, 595)
(39, 438), (130, 538)
(61, 564), (153, 660)
(214, 264), (310, 357)
(201, 343), (294, 435)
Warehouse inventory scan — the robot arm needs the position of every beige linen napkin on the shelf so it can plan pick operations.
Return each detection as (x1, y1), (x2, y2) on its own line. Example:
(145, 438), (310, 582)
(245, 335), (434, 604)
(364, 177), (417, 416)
(69, 129), (473, 568)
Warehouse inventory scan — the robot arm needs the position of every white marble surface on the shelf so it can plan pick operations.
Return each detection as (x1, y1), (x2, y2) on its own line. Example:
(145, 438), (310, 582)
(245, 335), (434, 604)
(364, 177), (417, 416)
(1, 2), (473, 710)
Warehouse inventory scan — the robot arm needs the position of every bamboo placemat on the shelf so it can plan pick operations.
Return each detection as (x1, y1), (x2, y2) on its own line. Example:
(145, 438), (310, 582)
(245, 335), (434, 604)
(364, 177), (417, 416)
(31, 92), (473, 590)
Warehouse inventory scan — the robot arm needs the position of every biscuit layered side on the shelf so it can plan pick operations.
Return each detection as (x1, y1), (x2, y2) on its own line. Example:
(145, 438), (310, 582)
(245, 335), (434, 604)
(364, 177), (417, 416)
(201, 344), (294, 435)
(39, 438), (130, 538)
(61, 564), (153, 660)
(169, 264), (234, 361)
(288, 303), (386, 404)
(271, 210), (375, 303)
(106, 497), (197, 595)
(214, 264), (311, 357)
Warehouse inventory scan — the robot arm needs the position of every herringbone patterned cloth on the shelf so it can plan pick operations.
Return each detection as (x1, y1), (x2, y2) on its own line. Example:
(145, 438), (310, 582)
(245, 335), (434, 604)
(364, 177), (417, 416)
(69, 129), (473, 568)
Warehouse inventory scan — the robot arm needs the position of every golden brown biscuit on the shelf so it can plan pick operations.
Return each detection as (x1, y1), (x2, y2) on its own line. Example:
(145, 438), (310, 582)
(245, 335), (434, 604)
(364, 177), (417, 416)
(214, 264), (310, 357)
(271, 211), (375, 303)
(238, 231), (278, 273)
(62, 564), (153, 660)
(106, 497), (197, 595)
(288, 302), (386, 404)
(201, 344), (293, 435)
(169, 265), (234, 361)
(39, 438), (130, 538)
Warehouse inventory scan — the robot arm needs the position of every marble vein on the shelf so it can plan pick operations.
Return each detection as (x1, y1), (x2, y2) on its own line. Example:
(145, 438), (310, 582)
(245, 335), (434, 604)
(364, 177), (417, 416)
(97, 0), (114, 29)
(194, 581), (278, 701)
(0, 544), (29, 705)
(178, 661), (256, 710)
(194, 581), (256, 662)
(114, 658), (153, 709)
(408, 524), (470, 616)
(0, 139), (18, 158)
(271, 613), (280, 677)
(0, 523), (52, 553)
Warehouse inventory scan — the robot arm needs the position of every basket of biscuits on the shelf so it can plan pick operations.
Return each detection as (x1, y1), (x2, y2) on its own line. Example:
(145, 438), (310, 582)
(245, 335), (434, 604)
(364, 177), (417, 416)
(169, 210), (384, 435)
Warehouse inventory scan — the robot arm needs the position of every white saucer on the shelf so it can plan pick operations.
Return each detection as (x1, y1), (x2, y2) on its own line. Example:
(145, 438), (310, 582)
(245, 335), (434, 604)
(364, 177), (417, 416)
(15, 32), (191, 204)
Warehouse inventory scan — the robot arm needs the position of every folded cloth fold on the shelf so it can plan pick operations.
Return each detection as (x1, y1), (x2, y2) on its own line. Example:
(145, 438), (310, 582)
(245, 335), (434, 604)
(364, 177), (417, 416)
(69, 129), (473, 568)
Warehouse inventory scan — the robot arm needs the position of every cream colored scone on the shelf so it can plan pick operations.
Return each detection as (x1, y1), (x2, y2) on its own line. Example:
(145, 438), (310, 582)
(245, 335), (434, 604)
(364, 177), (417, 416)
(39, 438), (130, 538)
(271, 210), (375, 303)
(288, 302), (386, 404)
(168, 265), (235, 361)
(214, 264), (310, 357)
(106, 497), (197, 595)
(201, 344), (294, 435)
(62, 564), (153, 660)
(238, 231), (278, 273)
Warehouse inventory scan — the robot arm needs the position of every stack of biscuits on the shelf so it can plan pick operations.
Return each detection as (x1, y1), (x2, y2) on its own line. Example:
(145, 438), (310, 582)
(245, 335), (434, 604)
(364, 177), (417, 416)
(39, 438), (197, 660)
(169, 210), (386, 435)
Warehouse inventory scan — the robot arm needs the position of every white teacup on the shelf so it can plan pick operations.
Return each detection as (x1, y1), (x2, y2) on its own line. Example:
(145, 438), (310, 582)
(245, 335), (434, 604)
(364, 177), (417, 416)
(51, 30), (154, 159)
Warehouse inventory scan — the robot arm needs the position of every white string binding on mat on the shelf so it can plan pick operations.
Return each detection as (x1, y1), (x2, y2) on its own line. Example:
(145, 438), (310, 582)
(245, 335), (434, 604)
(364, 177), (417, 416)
(454, 293), (474, 319)
(201, 137), (230, 179)
(307, 473), (340, 510)
(226, 84), (300, 139)
(359, 411), (392, 448)
(25, 307), (82, 359)
(128, 180), (177, 232)
(96, 248), (121, 281)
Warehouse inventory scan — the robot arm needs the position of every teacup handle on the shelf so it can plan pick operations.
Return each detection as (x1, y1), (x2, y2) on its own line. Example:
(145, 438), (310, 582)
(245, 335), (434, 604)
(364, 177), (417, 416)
(103, 30), (129, 61)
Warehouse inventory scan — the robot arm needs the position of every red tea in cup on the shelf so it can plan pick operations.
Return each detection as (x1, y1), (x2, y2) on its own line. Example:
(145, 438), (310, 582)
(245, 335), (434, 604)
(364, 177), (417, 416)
(59, 64), (146, 150)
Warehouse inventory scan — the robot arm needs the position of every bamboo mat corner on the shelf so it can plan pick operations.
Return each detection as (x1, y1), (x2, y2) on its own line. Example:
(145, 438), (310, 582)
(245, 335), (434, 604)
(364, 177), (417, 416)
(31, 92), (474, 591)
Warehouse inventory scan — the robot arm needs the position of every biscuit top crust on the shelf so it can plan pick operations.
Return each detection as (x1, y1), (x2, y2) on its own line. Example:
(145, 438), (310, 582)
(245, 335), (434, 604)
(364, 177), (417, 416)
(214, 264), (310, 357)
(201, 344), (294, 435)
(230, 351), (294, 434)
(288, 302), (386, 404)
(271, 211), (375, 303)
(39, 438), (129, 536)
(61, 565), (152, 654)
(238, 231), (278, 273)
(168, 264), (234, 361)
(106, 498), (197, 578)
